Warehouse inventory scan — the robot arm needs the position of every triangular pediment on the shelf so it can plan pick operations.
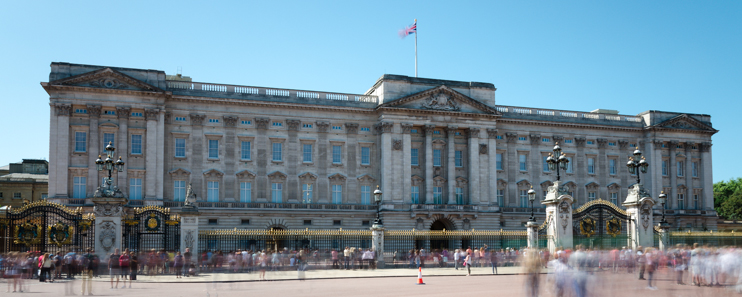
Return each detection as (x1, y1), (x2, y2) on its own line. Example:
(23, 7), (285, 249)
(49, 68), (163, 92)
(379, 85), (500, 115)
(653, 114), (717, 133)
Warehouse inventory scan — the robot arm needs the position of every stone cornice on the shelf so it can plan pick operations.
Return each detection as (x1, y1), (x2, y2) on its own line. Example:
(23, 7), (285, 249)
(168, 95), (375, 114)
(497, 118), (644, 133)
(377, 106), (499, 119)
(42, 83), (169, 98)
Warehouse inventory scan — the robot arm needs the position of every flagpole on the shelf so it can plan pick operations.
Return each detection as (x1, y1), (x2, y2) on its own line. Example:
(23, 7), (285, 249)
(415, 19), (418, 77)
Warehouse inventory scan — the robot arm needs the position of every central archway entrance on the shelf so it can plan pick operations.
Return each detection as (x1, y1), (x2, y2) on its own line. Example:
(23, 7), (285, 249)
(429, 219), (453, 250)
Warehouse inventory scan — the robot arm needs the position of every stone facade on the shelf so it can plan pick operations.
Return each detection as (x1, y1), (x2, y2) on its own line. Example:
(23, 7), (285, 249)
(0, 159), (49, 208)
(42, 63), (718, 231)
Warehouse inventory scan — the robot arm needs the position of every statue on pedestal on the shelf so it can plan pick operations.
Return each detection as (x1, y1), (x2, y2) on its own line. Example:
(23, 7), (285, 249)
(93, 177), (124, 198)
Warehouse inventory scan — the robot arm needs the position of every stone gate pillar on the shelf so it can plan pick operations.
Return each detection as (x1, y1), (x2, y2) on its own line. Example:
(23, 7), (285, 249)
(623, 184), (655, 250)
(542, 181), (573, 254)
(92, 197), (127, 258)
(180, 183), (200, 257)
(657, 221), (670, 251)
(526, 221), (539, 250)
(371, 223), (385, 269)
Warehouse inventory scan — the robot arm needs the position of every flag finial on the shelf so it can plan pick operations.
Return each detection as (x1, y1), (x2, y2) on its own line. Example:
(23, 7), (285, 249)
(414, 19), (417, 22)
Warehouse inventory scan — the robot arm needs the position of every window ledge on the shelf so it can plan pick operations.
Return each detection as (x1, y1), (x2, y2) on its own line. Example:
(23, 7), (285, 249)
(207, 158), (220, 161)
(332, 163), (343, 167)
(240, 159), (253, 162)
(302, 162), (314, 165)
(271, 160), (284, 164)
(174, 156), (187, 160)
(129, 153), (143, 157)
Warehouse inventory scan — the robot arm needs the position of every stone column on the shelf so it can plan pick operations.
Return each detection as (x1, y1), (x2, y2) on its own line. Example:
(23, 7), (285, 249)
(224, 116), (239, 201)
(315, 121), (329, 203)
(618, 140), (630, 201)
(542, 181), (573, 253)
(700, 142), (712, 210)
(92, 197), (127, 258)
(144, 109), (160, 200)
(116, 107), (130, 197)
(87, 105), (102, 199)
(669, 141), (678, 209)
(371, 224), (385, 268)
(505, 133), (518, 206)
(401, 123), (413, 204)
(180, 205), (200, 256)
(189, 114), (206, 200)
(156, 111), (165, 200)
(423, 125), (435, 204)
(623, 184), (655, 250)
(446, 126), (457, 204)
(346, 123), (359, 203)
(657, 221), (670, 251)
(48, 105), (58, 198)
(487, 129), (498, 206)
(651, 139), (663, 199)
(378, 122), (394, 204)
(597, 139), (608, 199)
(684, 142), (693, 209)
(574, 137), (586, 206)
(526, 221), (539, 249)
(468, 128), (481, 205)
(52, 104), (72, 199)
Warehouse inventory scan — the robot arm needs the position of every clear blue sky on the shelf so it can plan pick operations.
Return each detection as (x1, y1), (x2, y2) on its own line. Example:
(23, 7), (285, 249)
(0, 1), (739, 182)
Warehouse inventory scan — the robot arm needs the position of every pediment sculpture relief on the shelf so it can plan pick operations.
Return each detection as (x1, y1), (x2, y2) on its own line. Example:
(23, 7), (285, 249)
(421, 92), (459, 111)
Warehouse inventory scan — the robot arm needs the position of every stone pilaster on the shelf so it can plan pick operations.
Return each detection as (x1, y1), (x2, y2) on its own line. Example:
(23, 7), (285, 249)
(574, 137), (586, 206)
(424, 125), (435, 204)
(669, 140), (678, 209)
(699, 142), (712, 210)
(468, 128), (481, 205)
(542, 181), (574, 253)
(597, 138), (608, 199)
(53, 104), (72, 198)
(156, 111), (165, 201)
(189, 114), (206, 200)
(144, 109), (159, 200)
(87, 105), (101, 199)
(345, 123), (359, 203)
(623, 184), (655, 250)
(684, 142), (693, 209)
(487, 129), (498, 206)
(526, 221), (539, 249)
(401, 123), (413, 205)
(446, 126), (457, 204)
(92, 197), (127, 258)
(377, 122), (394, 204)
(651, 139), (663, 200)
(116, 107), (130, 197)
(224, 116), (239, 201)
(505, 133), (518, 206)
(316, 121), (329, 203)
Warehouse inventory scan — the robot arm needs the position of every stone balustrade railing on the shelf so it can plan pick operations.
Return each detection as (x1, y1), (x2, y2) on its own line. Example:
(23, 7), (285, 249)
(166, 81), (378, 104)
(496, 106), (643, 123)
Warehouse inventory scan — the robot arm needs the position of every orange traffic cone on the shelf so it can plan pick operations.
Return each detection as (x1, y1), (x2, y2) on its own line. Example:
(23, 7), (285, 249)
(416, 267), (426, 285)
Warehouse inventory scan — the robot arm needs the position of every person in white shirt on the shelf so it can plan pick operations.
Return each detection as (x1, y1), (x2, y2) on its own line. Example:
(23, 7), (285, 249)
(453, 249), (460, 270)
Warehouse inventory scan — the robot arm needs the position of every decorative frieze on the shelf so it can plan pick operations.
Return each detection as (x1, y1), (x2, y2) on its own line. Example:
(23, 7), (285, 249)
(222, 116), (238, 128)
(345, 123), (359, 134)
(552, 135), (564, 143)
(189, 114), (206, 126)
(116, 107), (130, 119)
(87, 105), (102, 118)
(375, 122), (393, 134)
(55, 104), (72, 116)
(145, 109), (159, 121)
(684, 142), (694, 151)
(255, 117), (270, 129)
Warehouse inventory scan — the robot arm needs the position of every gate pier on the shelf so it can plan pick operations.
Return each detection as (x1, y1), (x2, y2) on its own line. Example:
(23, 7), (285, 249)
(623, 184), (655, 250)
(542, 181), (574, 253)
(180, 185), (200, 259)
(92, 197), (127, 258)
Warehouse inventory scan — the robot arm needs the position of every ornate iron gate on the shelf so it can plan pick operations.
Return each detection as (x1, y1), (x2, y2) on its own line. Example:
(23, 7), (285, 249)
(122, 206), (180, 253)
(0, 200), (95, 254)
(572, 199), (629, 250)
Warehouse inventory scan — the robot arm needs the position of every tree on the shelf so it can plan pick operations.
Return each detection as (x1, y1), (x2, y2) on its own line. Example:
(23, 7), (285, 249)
(714, 178), (742, 219)
(719, 189), (742, 220)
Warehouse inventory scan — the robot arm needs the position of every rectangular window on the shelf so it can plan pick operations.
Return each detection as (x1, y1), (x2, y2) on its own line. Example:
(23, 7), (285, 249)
(13, 193), (21, 199)
(75, 131), (87, 152)
(208, 139), (219, 159)
(272, 142), (282, 161)
(208, 219), (218, 225)
(518, 136), (526, 141)
(173, 180), (186, 201)
(104, 110), (116, 115)
(542, 138), (550, 143)
(497, 189), (504, 207)
(332, 145), (342, 164)
(361, 185), (371, 205)
(609, 159), (616, 175)
(610, 192), (618, 205)
(519, 154), (527, 171)
(131, 112), (143, 117)
(455, 187), (464, 205)
(303, 144), (313, 163)
(208, 118), (219, 123)
(361, 127), (371, 132)
(433, 149), (442, 167)
(271, 183), (283, 203)
(103, 133), (115, 150)
(608, 142), (616, 146)
(361, 147), (370, 165)
(678, 194), (685, 210)
(587, 140), (594, 145)
(131, 134), (142, 155)
(677, 161), (684, 176)
(362, 220), (370, 226)
(207, 181), (219, 202)
(411, 149), (419, 166)
(75, 109), (87, 114)
(542, 155), (550, 172)
(41, 193), (47, 199)
(129, 178), (142, 200)
(332, 125), (342, 130)
(175, 138), (186, 158)
(175, 117), (187, 122)
(565, 139), (573, 144)
(693, 194), (699, 209)
(520, 190), (528, 207)
(588, 192), (596, 201)
(411, 186), (419, 204)
(241, 120), (251, 125)
(496, 135), (503, 139)
(566, 157), (573, 173)
(692, 162), (698, 177)
(333, 220), (342, 226)
(73, 176), (86, 198)
(303, 220), (312, 226)
(433, 187), (443, 204)
(241, 219), (250, 225)
(332, 185), (342, 204)
(302, 184), (312, 203)
(662, 160), (668, 176)
(587, 158), (595, 174)
(496, 153), (503, 170)
(272, 122), (283, 127)
(240, 182), (252, 203)
(302, 123), (312, 128)
(455, 150), (463, 167)
(241, 141), (251, 160)
(433, 130), (441, 135)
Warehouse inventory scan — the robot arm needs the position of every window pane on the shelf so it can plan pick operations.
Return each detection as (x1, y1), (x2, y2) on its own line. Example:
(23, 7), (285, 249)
(332, 145), (342, 163)
(131, 134), (142, 154)
(272, 183), (283, 203)
(361, 147), (370, 165)
(75, 132), (87, 152)
(519, 155), (527, 171)
(411, 149), (419, 166)
(411, 186), (419, 204)
(588, 158), (595, 174)
(174, 180), (185, 201)
(302, 184), (312, 203)
(207, 181), (219, 202)
(497, 189), (504, 207)
(332, 185), (342, 204)
(361, 186), (370, 205)
(272, 143), (282, 161)
(455, 150), (463, 167)
(303, 144), (312, 162)
(208, 139), (219, 159)
(73, 176), (86, 198)
(175, 138), (186, 158)
(433, 149), (441, 167)
(433, 187), (442, 204)
(103, 133), (115, 151)
(240, 182), (251, 202)
(496, 153), (503, 170)
(241, 141), (251, 160)
(609, 159), (616, 175)
(542, 156), (549, 172)
(566, 157), (573, 173)
(129, 178), (142, 200)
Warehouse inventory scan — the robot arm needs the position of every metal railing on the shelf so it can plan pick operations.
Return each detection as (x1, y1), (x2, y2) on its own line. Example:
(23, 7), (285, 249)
(496, 105), (643, 123)
(668, 230), (742, 247)
(163, 201), (377, 210)
(167, 81), (378, 104)
(199, 229), (372, 252)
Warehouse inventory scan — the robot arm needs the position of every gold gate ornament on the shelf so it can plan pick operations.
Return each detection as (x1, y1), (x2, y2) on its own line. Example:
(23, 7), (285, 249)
(606, 217), (622, 237)
(48, 222), (74, 247)
(14, 222), (43, 245)
(580, 218), (596, 238)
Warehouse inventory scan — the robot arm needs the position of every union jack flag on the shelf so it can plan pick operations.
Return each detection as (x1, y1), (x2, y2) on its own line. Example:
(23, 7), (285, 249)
(398, 21), (416, 38)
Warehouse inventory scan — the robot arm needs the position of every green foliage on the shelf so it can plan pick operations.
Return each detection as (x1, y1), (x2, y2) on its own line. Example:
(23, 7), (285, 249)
(719, 189), (742, 220)
(714, 178), (742, 219)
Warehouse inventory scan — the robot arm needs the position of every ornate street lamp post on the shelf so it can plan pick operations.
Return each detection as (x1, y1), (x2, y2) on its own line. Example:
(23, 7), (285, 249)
(94, 142), (125, 198)
(658, 191), (668, 224)
(528, 186), (536, 222)
(626, 148), (649, 185)
(373, 185), (383, 226)
(546, 142), (570, 181)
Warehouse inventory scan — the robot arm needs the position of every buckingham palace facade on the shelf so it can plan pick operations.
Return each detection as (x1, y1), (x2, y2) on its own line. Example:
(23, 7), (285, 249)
(42, 62), (718, 231)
